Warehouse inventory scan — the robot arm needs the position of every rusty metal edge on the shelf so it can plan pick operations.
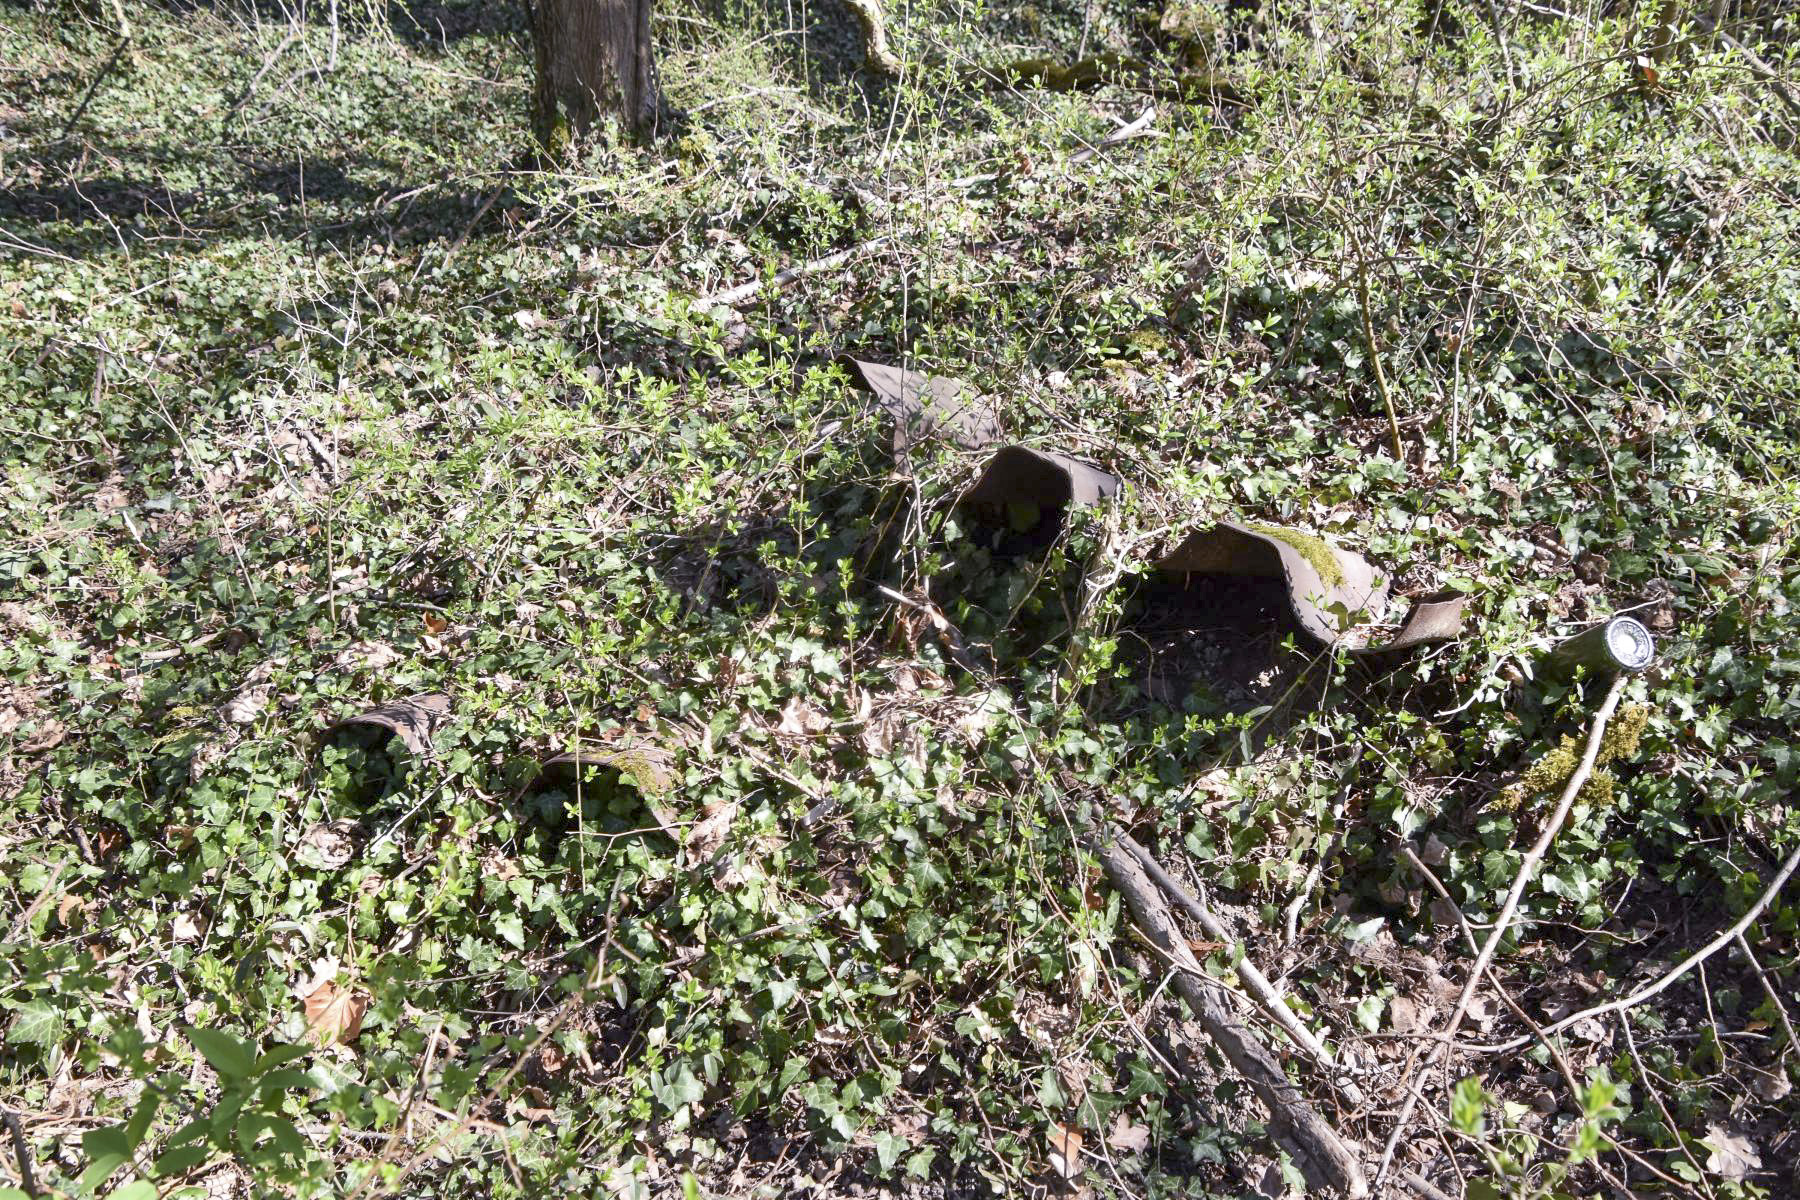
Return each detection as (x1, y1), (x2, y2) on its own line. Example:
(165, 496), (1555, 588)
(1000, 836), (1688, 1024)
(322, 692), (452, 757)
(527, 742), (680, 837)
(960, 445), (1123, 511)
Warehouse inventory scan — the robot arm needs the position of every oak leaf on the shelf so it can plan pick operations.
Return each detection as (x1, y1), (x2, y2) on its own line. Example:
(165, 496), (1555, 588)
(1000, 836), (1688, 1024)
(1107, 1113), (1150, 1152)
(1703, 1126), (1760, 1182)
(1047, 1123), (1083, 1180)
(303, 980), (368, 1047)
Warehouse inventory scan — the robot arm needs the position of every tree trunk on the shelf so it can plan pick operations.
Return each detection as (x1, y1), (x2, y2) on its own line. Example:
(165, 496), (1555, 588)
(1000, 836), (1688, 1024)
(531, 0), (660, 147)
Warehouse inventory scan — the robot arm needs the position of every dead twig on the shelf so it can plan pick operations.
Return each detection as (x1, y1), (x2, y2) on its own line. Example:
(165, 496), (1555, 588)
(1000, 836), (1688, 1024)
(875, 585), (984, 676)
(700, 237), (893, 309)
(219, 28), (300, 127)
(1468, 834), (1800, 1055)
(1069, 105), (1158, 165)
(3, 1108), (36, 1198)
(1374, 673), (1629, 1189)
(1398, 843), (1697, 1197)
(1620, 1014), (1717, 1197)
(1097, 834), (1370, 1197)
(1734, 931), (1798, 1060)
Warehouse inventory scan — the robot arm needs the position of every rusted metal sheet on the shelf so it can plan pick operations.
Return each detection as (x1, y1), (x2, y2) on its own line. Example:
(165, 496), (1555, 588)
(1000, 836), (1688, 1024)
(842, 357), (1003, 451)
(1155, 522), (1463, 653)
(326, 692), (451, 756)
(528, 742), (680, 836)
(961, 445), (1122, 511)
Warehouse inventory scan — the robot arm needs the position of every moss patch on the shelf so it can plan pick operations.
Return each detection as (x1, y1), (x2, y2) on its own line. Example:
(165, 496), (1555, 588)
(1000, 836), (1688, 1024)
(1245, 522), (1346, 587)
(1496, 703), (1650, 812)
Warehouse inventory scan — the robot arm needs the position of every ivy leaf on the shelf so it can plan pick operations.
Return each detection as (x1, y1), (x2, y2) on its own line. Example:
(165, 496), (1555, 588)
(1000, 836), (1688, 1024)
(1353, 994), (1386, 1032)
(872, 1130), (907, 1172)
(493, 913), (527, 950)
(6, 1001), (62, 1047)
(651, 1063), (704, 1112)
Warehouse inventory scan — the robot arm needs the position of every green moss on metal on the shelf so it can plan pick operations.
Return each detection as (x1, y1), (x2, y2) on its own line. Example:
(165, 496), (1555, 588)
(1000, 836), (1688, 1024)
(1245, 522), (1346, 587)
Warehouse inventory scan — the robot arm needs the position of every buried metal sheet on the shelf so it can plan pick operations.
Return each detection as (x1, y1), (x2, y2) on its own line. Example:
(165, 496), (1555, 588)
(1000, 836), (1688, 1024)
(960, 445), (1122, 511)
(1155, 522), (1464, 653)
(842, 357), (1003, 451)
(326, 692), (451, 756)
(529, 742), (680, 837)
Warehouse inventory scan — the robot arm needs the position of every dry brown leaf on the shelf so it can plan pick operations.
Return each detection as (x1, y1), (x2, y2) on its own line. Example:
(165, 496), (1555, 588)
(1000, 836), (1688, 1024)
(1047, 1123), (1083, 1180)
(333, 640), (401, 671)
(21, 718), (68, 753)
(221, 683), (272, 724)
(1752, 1070), (1791, 1101)
(422, 613), (448, 635)
(1703, 1126), (1760, 1181)
(687, 799), (738, 859)
(777, 696), (831, 738)
(303, 980), (368, 1047)
(296, 819), (360, 870)
(861, 714), (899, 757)
(172, 913), (204, 941)
(55, 892), (88, 927)
(1387, 994), (1425, 1034)
(1106, 1113), (1150, 1153)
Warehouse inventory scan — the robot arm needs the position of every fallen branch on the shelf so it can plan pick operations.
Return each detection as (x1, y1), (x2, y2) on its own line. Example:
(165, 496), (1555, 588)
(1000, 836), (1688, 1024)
(1374, 672), (1628, 1188)
(1097, 834), (1370, 1197)
(1396, 844), (1688, 1194)
(3, 1107), (36, 1198)
(841, 0), (900, 74)
(1069, 105), (1158, 164)
(865, 573), (1365, 1191)
(1716, 31), (1800, 121)
(698, 237), (891, 309)
(1119, 833), (1341, 1073)
(1466, 833), (1800, 1055)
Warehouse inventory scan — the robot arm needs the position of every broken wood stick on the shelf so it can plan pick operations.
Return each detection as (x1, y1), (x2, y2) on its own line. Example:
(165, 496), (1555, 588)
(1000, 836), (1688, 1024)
(1097, 834), (1370, 1197)
(699, 237), (892, 309)
(1119, 833), (1342, 1073)
(1373, 672), (1628, 1188)
(1069, 105), (1158, 164)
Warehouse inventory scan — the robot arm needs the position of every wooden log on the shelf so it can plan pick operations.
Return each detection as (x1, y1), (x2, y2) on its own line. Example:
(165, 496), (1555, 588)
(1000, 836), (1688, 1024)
(1096, 835), (1370, 1197)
